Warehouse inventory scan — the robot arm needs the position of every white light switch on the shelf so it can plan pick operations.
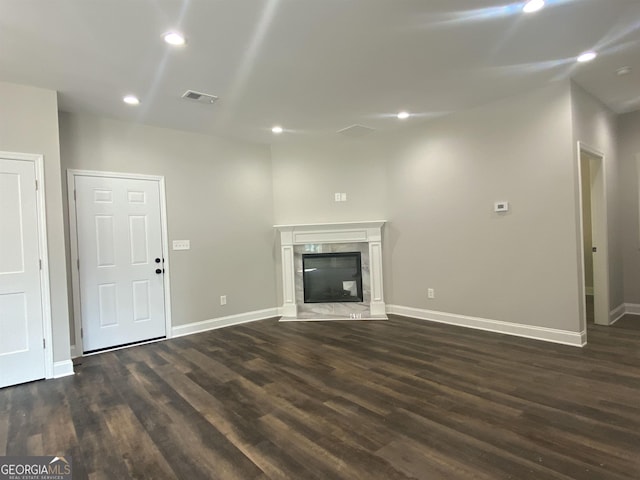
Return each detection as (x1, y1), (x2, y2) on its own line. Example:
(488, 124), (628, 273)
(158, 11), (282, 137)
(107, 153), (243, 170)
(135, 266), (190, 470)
(334, 193), (341, 202)
(172, 240), (190, 250)
(340, 193), (347, 202)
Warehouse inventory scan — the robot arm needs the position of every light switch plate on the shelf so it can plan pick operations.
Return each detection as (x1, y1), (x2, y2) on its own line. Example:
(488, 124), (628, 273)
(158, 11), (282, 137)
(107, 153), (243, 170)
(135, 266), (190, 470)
(334, 193), (341, 202)
(172, 240), (190, 250)
(340, 192), (347, 202)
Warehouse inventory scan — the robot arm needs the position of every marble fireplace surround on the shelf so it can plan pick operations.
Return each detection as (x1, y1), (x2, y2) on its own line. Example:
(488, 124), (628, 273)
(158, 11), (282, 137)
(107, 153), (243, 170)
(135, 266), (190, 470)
(275, 221), (387, 321)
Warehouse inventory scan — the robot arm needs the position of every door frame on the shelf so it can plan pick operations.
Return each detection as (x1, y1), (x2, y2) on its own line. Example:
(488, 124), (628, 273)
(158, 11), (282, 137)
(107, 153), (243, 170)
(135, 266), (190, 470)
(0, 151), (54, 378)
(67, 169), (172, 355)
(576, 142), (610, 329)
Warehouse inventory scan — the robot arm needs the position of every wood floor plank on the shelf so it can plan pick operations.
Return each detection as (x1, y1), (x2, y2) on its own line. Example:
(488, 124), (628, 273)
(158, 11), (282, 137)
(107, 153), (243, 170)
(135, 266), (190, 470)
(2, 315), (640, 479)
(5, 384), (36, 454)
(103, 404), (177, 479)
(376, 437), (492, 480)
(0, 412), (8, 455)
(266, 401), (414, 480)
(32, 380), (76, 457)
(66, 361), (134, 480)
(241, 438), (325, 480)
(121, 361), (265, 480)
(258, 412), (368, 480)
(386, 407), (576, 480)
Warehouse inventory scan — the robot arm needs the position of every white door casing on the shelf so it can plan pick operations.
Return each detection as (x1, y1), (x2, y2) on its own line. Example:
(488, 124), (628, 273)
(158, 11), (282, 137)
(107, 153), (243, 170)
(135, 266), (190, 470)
(577, 143), (610, 329)
(587, 152), (610, 326)
(69, 172), (170, 352)
(0, 153), (53, 388)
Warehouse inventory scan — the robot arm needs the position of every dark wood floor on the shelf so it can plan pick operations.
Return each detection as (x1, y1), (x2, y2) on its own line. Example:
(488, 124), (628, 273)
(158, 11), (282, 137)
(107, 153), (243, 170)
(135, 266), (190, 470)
(2, 314), (640, 479)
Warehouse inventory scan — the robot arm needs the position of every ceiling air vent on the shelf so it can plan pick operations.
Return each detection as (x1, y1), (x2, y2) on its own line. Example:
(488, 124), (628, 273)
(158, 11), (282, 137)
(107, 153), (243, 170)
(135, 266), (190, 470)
(181, 90), (218, 104)
(337, 124), (375, 138)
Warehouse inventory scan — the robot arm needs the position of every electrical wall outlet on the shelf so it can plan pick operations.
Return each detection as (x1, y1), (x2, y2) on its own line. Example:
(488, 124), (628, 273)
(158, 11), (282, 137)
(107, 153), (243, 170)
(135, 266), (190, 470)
(427, 288), (435, 299)
(220, 295), (227, 306)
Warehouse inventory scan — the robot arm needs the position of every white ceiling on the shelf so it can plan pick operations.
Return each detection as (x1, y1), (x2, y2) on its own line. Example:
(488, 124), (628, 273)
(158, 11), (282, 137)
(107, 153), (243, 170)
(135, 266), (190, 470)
(1, 0), (639, 144)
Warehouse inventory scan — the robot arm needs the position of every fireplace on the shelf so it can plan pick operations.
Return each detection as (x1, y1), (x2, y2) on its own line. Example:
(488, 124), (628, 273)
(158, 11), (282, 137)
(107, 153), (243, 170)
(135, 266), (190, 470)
(275, 221), (387, 321)
(303, 252), (363, 303)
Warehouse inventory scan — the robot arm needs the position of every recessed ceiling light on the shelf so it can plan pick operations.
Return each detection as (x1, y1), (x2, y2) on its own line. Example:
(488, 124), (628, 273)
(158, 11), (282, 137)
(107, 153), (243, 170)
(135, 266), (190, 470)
(616, 66), (632, 76)
(123, 95), (140, 105)
(163, 31), (186, 46)
(577, 51), (597, 63)
(523, 0), (545, 13)
(397, 111), (410, 120)
(272, 126), (283, 134)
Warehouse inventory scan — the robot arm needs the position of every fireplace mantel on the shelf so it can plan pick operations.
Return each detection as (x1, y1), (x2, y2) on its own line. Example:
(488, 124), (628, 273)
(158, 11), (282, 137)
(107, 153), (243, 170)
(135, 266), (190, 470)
(275, 221), (387, 320)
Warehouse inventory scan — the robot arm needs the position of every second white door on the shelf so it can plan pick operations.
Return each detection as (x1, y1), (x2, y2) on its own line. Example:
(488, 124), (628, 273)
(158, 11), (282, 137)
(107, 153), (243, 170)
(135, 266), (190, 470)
(74, 175), (166, 352)
(0, 157), (46, 387)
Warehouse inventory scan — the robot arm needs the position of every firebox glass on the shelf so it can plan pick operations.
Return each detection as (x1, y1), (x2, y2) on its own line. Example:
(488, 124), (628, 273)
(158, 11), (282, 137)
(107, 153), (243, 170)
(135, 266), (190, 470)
(302, 252), (363, 303)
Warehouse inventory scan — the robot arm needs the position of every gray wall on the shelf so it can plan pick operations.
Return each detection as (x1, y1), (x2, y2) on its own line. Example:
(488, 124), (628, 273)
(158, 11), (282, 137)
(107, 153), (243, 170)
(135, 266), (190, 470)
(271, 137), (388, 225)
(271, 82), (585, 333)
(0, 81), (71, 363)
(570, 82), (623, 312)
(384, 82), (579, 331)
(59, 112), (277, 341)
(618, 110), (640, 304)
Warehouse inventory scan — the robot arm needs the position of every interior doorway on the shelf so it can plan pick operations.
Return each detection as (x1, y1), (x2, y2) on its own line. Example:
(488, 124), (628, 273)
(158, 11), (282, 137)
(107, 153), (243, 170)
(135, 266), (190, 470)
(579, 144), (610, 327)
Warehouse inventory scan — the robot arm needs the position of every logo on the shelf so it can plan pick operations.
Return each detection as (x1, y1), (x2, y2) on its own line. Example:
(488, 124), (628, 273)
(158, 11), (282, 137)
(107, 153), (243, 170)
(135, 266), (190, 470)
(0, 456), (72, 480)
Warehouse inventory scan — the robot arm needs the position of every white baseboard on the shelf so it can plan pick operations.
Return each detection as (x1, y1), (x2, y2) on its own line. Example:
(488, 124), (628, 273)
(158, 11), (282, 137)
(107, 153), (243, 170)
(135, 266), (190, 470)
(171, 307), (279, 338)
(280, 315), (388, 322)
(624, 303), (640, 316)
(387, 304), (586, 347)
(53, 360), (74, 378)
(609, 304), (626, 325)
(610, 303), (640, 325)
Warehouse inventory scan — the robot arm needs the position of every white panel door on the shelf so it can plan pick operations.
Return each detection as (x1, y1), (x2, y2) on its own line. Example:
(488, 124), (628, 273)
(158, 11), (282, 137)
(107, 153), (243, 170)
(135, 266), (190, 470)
(0, 158), (46, 388)
(75, 176), (166, 352)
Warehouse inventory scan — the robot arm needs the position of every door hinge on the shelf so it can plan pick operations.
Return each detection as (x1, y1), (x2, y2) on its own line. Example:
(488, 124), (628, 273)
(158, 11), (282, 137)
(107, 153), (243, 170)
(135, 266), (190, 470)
(39, 259), (42, 270)
(80, 327), (83, 338)
(73, 189), (76, 201)
(35, 179), (38, 190)
(43, 338), (46, 349)
(77, 258), (80, 270)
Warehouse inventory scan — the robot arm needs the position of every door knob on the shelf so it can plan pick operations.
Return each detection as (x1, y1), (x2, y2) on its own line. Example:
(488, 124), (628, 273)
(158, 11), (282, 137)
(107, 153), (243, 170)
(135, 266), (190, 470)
(155, 268), (162, 274)
(155, 258), (161, 263)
